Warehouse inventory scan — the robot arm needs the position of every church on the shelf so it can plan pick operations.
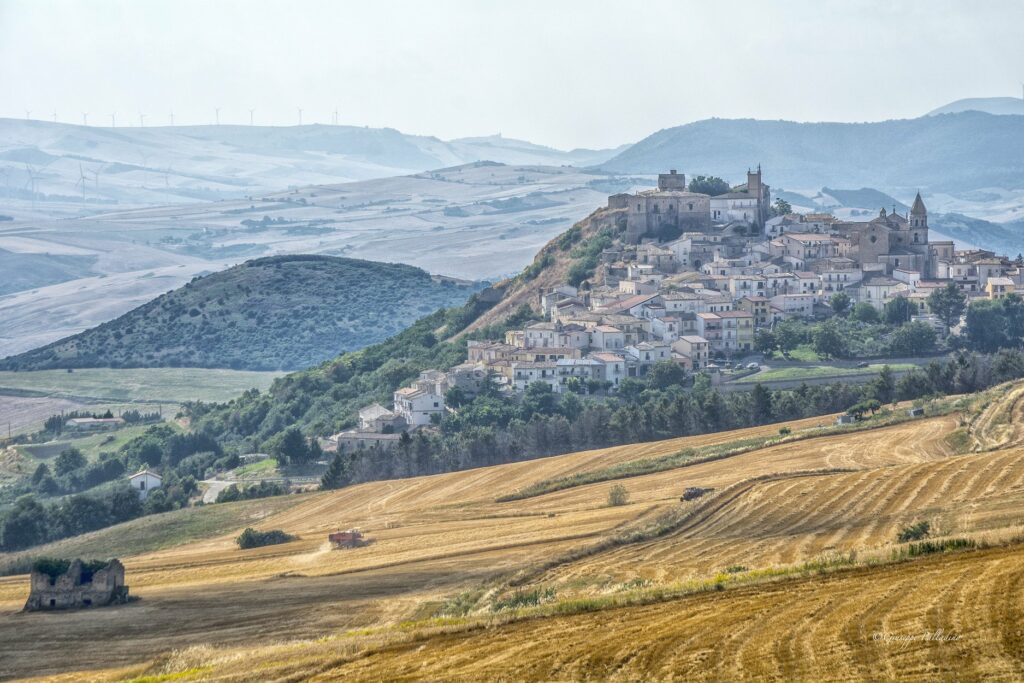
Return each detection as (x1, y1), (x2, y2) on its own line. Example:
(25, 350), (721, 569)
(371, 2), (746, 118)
(832, 193), (953, 278)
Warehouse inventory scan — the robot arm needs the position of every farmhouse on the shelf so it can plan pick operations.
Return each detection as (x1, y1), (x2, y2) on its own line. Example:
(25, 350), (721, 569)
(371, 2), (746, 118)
(128, 470), (162, 500)
(24, 558), (129, 611)
(65, 416), (125, 433)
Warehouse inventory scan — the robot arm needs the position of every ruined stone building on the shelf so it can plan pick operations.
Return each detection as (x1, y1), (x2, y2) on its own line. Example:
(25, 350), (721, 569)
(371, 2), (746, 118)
(24, 559), (129, 611)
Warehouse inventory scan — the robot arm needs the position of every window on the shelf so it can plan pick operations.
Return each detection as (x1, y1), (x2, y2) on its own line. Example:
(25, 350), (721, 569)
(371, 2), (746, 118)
(139, 480), (146, 490)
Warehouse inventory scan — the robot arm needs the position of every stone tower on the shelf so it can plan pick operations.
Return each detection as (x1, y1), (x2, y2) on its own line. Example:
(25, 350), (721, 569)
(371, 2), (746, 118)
(657, 169), (687, 191)
(910, 191), (927, 229)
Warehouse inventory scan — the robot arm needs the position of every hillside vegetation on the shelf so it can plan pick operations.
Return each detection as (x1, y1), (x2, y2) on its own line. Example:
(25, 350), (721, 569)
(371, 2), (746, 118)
(2, 385), (1024, 679)
(0, 255), (481, 371)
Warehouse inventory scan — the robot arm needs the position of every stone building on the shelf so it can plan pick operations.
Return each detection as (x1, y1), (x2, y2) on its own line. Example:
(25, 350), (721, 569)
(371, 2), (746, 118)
(24, 559), (129, 611)
(832, 193), (950, 277)
(710, 167), (772, 227)
(609, 170), (712, 243)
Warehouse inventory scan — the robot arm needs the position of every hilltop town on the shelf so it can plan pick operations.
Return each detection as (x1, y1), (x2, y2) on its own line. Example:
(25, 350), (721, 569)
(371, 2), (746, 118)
(333, 167), (1021, 452)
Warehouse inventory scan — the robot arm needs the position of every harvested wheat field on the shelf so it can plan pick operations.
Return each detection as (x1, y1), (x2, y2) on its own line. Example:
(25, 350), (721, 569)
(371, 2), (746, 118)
(319, 543), (1024, 683)
(2, 390), (1023, 681)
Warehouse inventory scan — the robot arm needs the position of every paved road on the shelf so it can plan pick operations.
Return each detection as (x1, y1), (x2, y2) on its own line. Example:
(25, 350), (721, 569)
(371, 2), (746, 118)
(199, 479), (233, 503)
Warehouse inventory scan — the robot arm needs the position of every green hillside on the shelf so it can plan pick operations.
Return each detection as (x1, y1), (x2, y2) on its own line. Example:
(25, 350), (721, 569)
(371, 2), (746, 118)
(0, 255), (482, 372)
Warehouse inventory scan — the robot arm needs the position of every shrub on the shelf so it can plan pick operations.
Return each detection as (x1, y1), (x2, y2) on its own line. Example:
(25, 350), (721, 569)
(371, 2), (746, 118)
(607, 484), (629, 507)
(491, 588), (556, 612)
(897, 520), (931, 543)
(906, 538), (975, 557)
(235, 527), (296, 549)
(779, 426), (791, 436)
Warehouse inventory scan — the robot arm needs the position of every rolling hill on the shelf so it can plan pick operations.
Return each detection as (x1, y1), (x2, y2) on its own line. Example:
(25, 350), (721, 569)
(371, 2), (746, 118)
(0, 118), (627, 206)
(2, 383), (1023, 680)
(928, 96), (1024, 116)
(598, 111), (1024, 194)
(0, 255), (482, 371)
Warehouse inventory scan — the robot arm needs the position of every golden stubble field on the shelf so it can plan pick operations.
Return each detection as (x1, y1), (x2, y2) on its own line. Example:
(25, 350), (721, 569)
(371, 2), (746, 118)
(3, 392), (1024, 681)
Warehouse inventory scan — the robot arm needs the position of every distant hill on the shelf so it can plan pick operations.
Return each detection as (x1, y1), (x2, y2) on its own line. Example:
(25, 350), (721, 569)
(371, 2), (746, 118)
(0, 255), (483, 371)
(930, 213), (1024, 255)
(928, 97), (1024, 116)
(598, 112), (1024, 193)
(0, 119), (628, 206)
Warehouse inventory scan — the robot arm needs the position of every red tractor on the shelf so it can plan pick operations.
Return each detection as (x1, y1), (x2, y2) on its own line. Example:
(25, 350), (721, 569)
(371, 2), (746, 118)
(329, 529), (364, 549)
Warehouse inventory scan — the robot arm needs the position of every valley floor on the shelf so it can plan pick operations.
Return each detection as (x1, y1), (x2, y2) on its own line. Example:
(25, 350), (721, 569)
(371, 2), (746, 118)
(1, 386), (1022, 680)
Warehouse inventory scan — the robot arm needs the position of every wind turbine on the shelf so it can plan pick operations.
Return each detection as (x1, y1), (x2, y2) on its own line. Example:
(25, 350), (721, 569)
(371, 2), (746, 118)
(24, 163), (40, 209)
(82, 112), (89, 126)
(249, 108), (255, 126)
(25, 110), (31, 120)
(297, 107), (303, 126)
(215, 107), (220, 125)
(169, 110), (175, 126)
(332, 108), (339, 125)
(139, 112), (147, 128)
(90, 164), (103, 191)
(52, 111), (57, 123)
(76, 163), (88, 201)
(110, 113), (116, 127)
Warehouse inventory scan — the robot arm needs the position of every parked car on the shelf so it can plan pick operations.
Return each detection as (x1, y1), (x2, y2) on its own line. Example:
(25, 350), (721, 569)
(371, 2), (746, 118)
(856, 361), (870, 368)
(746, 362), (759, 370)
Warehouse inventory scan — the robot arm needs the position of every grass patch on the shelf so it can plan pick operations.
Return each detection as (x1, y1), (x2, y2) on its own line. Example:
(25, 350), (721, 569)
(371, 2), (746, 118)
(943, 427), (974, 454)
(736, 363), (917, 384)
(16, 424), (172, 463)
(0, 368), (282, 404)
(232, 457), (278, 478)
(0, 494), (299, 575)
(784, 345), (821, 362)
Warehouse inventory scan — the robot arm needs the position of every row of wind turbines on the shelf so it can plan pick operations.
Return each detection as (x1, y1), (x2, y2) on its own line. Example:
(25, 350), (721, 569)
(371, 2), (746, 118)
(24, 108), (343, 127)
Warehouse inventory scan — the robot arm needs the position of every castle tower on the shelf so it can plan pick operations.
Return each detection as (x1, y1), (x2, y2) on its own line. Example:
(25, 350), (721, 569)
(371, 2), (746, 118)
(657, 169), (687, 191)
(746, 166), (762, 197)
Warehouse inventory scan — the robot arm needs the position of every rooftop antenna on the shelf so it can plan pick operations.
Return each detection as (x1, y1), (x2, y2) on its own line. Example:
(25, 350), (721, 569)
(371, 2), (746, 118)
(215, 107), (220, 125)
(82, 112), (89, 126)
(139, 112), (147, 128)
(297, 107), (303, 126)
(248, 108), (255, 126)
(110, 112), (116, 127)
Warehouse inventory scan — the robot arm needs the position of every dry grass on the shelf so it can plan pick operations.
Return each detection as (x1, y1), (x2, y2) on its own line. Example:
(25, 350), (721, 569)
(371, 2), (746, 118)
(3, 388), (1024, 681)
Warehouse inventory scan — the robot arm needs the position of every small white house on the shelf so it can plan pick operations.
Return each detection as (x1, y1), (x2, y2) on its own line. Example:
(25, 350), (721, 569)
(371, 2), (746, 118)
(128, 470), (162, 500)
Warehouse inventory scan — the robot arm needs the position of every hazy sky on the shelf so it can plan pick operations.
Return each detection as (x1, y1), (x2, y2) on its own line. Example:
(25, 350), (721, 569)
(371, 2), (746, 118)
(2, 0), (1022, 149)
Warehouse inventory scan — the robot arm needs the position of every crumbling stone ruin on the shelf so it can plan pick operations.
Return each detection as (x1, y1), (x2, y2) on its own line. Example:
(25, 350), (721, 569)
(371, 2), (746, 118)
(23, 558), (129, 611)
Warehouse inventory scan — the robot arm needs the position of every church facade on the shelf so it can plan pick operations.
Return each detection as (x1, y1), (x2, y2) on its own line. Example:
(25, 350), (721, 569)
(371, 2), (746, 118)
(832, 193), (952, 278)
